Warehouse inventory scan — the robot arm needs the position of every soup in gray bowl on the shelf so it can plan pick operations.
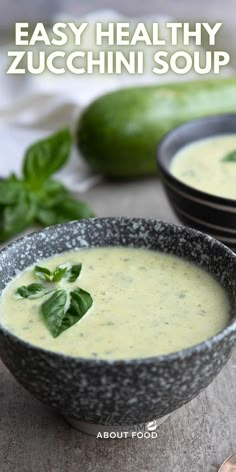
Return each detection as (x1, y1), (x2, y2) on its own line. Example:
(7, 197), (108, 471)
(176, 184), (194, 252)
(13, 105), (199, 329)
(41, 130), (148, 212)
(0, 218), (235, 435)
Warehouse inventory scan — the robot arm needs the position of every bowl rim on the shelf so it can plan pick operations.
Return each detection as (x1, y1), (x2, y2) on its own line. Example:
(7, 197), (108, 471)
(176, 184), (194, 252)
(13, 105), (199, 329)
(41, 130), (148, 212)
(156, 113), (236, 206)
(0, 216), (236, 366)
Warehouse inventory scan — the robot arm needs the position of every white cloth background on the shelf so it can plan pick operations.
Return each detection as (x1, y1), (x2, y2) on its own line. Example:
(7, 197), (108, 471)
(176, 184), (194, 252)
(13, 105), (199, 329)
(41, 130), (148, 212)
(0, 10), (235, 192)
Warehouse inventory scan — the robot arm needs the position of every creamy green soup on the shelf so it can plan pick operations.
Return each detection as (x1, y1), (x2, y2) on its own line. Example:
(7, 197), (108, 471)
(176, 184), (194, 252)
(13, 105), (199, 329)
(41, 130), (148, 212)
(171, 134), (236, 199)
(0, 247), (230, 359)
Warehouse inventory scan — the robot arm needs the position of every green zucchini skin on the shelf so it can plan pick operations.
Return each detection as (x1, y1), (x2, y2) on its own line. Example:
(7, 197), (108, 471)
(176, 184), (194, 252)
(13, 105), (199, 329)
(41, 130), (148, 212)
(77, 77), (236, 178)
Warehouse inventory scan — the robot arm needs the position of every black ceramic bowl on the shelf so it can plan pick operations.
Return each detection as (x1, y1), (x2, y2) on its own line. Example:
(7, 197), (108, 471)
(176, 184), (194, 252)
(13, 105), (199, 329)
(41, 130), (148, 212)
(157, 114), (236, 251)
(0, 218), (236, 435)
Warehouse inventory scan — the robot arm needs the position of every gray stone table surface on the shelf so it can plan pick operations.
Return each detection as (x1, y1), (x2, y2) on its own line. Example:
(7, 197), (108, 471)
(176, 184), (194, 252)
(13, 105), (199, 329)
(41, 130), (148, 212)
(0, 178), (236, 472)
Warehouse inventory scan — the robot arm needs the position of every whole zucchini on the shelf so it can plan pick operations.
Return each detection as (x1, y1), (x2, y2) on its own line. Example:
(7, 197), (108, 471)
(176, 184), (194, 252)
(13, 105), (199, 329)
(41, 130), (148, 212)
(77, 77), (236, 178)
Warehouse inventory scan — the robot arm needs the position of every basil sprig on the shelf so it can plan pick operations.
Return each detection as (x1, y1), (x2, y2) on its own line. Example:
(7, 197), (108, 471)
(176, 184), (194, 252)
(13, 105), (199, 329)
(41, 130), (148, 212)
(16, 262), (93, 337)
(35, 264), (68, 283)
(34, 263), (82, 283)
(222, 150), (236, 162)
(16, 283), (54, 299)
(0, 128), (94, 242)
(41, 287), (92, 338)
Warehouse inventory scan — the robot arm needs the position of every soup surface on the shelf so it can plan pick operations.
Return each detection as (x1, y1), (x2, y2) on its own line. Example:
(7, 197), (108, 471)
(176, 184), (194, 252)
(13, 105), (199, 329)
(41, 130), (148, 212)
(171, 134), (236, 199)
(0, 247), (230, 359)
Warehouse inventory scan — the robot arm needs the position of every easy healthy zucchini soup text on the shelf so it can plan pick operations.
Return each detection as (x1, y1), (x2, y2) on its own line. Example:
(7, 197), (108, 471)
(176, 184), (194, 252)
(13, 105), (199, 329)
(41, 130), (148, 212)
(0, 247), (230, 359)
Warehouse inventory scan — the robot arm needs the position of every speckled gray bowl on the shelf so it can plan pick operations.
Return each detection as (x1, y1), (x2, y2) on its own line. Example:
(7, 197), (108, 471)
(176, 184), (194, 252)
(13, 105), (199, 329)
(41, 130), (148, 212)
(0, 217), (236, 435)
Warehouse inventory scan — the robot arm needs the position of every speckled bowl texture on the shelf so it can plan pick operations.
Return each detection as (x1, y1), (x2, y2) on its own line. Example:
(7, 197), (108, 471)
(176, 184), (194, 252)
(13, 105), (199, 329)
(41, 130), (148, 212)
(0, 217), (236, 426)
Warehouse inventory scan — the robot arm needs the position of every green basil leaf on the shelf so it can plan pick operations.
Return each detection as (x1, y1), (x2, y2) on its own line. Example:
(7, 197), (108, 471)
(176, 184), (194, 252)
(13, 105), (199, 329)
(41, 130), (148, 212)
(222, 150), (236, 162)
(23, 128), (72, 188)
(37, 195), (95, 226)
(34, 265), (52, 282)
(35, 264), (70, 283)
(38, 179), (68, 208)
(51, 265), (68, 282)
(41, 289), (70, 338)
(16, 283), (54, 299)
(41, 287), (93, 337)
(0, 178), (25, 204)
(0, 192), (37, 242)
(68, 288), (93, 321)
(0, 128), (94, 243)
(66, 264), (82, 282)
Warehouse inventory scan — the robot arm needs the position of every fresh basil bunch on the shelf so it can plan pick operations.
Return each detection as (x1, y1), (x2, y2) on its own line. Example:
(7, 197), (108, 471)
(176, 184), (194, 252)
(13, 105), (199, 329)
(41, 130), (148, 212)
(0, 128), (94, 242)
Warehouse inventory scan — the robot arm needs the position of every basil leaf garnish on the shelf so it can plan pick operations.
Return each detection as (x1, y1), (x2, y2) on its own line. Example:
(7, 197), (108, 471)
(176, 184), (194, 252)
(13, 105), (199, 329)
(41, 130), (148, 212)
(34, 263), (81, 283)
(222, 150), (236, 162)
(34, 264), (67, 283)
(41, 288), (92, 338)
(68, 288), (93, 319)
(16, 283), (53, 299)
(52, 265), (69, 282)
(34, 263), (83, 283)
(66, 264), (82, 282)
(41, 289), (69, 337)
(16, 261), (93, 337)
(34, 266), (53, 282)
